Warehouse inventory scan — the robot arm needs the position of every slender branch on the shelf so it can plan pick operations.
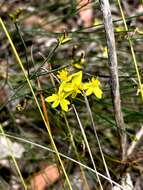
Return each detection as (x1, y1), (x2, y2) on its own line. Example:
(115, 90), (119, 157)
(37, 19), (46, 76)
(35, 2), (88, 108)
(63, 113), (90, 190)
(14, 21), (30, 77)
(84, 94), (113, 188)
(127, 126), (143, 157)
(99, 0), (127, 160)
(72, 104), (103, 190)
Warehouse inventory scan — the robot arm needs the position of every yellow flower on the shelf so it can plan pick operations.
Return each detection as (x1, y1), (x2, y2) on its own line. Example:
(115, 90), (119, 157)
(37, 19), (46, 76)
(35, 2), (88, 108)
(45, 90), (70, 112)
(83, 77), (103, 99)
(57, 69), (71, 82)
(63, 71), (83, 98)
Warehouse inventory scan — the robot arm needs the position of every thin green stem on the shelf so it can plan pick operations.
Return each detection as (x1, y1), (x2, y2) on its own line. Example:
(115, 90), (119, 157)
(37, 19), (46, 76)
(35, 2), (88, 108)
(0, 17), (73, 190)
(117, 0), (143, 101)
(14, 21), (30, 77)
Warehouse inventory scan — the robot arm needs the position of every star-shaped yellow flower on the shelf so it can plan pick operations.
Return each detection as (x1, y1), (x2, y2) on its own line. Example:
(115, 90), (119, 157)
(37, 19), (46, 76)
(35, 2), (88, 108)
(57, 69), (71, 82)
(63, 71), (83, 98)
(45, 90), (70, 112)
(83, 77), (103, 99)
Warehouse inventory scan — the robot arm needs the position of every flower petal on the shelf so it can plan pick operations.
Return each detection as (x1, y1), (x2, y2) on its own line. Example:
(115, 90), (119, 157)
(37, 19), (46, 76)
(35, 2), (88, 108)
(60, 99), (70, 111)
(83, 82), (90, 90)
(52, 100), (60, 108)
(63, 91), (72, 98)
(63, 83), (74, 92)
(59, 82), (66, 93)
(85, 88), (93, 96)
(92, 78), (100, 87)
(71, 71), (82, 85)
(45, 94), (57, 102)
(71, 91), (77, 98)
(93, 88), (103, 99)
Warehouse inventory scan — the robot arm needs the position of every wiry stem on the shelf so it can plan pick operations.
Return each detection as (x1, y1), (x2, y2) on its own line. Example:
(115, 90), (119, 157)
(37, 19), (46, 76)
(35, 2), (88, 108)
(84, 94), (113, 188)
(63, 113), (90, 190)
(72, 104), (103, 190)
(99, 0), (127, 160)
(116, 0), (143, 101)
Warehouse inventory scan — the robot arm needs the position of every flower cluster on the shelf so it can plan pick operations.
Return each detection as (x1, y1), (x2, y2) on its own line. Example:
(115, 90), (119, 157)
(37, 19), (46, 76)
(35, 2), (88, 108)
(45, 69), (103, 112)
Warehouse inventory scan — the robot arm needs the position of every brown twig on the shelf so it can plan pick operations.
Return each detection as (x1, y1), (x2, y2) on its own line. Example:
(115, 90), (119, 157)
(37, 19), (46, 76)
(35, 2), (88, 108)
(37, 79), (50, 130)
(99, 0), (127, 160)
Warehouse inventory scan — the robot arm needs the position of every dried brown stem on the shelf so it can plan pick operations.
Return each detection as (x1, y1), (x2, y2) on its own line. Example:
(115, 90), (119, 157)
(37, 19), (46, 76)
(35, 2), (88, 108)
(99, 0), (127, 160)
